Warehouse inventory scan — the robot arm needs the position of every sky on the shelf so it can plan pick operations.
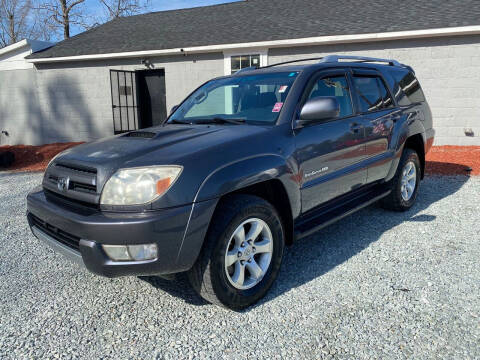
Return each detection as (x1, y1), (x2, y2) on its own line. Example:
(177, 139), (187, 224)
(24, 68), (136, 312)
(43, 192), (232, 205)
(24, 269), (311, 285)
(86, 0), (241, 14)
(139, 0), (241, 12)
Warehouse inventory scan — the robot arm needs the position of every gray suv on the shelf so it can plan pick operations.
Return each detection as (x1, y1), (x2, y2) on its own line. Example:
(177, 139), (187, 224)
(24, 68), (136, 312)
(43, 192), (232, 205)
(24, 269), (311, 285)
(27, 55), (434, 309)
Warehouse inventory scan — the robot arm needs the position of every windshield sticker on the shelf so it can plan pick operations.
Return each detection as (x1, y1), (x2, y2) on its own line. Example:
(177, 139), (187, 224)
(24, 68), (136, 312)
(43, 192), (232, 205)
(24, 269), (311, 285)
(272, 102), (284, 112)
(288, 72), (297, 77)
(278, 85), (288, 93)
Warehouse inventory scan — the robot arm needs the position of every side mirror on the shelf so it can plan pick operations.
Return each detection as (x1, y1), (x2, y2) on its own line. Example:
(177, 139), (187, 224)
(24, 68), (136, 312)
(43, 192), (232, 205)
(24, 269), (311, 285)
(297, 96), (340, 127)
(170, 105), (179, 114)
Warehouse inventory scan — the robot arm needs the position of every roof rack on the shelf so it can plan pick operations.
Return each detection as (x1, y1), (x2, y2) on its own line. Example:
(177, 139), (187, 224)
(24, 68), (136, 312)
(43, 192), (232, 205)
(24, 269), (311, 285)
(320, 55), (403, 66)
(261, 57), (326, 69)
(257, 55), (409, 70)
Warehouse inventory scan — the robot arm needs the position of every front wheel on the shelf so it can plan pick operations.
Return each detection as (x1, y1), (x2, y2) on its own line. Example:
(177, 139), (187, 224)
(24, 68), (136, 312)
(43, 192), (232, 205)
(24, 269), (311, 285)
(381, 148), (421, 211)
(188, 194), (284, 310)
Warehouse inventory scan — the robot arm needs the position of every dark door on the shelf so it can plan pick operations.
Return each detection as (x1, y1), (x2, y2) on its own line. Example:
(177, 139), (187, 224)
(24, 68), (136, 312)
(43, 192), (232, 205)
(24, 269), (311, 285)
(350, 69), (398, 183)
(137, 69), (167, 128)
(294, 70), (367, 213)
(110, 70), (139, 134)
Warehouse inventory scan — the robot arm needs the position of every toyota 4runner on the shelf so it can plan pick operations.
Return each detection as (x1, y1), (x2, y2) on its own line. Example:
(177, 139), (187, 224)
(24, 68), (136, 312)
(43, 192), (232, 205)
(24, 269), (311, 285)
(27, 55), (435, 309)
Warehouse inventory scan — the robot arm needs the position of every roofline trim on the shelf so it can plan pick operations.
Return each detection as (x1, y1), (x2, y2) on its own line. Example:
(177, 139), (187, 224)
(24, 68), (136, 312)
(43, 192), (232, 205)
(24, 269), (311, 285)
(0, 39), (30, 56)
(27, 25), (480, 63)
(0, 39), (55, 57)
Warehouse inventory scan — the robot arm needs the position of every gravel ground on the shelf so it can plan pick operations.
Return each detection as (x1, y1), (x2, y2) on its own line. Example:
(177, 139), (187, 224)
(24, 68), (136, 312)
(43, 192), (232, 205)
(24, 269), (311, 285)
(0, 172), (479, 359)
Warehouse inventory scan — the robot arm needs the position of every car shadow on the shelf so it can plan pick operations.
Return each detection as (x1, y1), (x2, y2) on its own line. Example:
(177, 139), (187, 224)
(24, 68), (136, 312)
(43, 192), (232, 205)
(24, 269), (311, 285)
(140, 174), (470, 310)
(140, 273), (209, 306)
(425, 161), (473, 176)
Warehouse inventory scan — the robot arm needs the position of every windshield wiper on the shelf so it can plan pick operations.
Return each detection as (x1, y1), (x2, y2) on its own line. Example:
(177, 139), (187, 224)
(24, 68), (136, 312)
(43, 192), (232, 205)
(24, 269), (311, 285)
(194, 117), (246, 125)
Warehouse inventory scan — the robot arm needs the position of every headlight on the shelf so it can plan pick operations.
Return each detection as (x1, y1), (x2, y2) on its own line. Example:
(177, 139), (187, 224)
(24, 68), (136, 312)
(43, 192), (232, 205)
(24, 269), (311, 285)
(100, 166), (182, 205)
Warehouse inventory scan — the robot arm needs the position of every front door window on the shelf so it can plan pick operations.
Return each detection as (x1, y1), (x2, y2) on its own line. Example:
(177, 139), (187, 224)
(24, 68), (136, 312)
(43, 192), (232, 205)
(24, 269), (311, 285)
(307, 75), (353, 118)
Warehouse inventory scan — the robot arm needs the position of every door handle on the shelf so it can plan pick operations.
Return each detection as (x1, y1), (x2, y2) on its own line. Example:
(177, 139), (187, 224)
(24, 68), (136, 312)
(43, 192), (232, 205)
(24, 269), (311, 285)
(350, 123), (363, 133)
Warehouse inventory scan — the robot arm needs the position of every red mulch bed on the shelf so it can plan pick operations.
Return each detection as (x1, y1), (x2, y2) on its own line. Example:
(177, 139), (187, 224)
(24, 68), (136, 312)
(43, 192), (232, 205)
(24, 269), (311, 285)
(425, 146), (480, 176)
(0, 143), (83, 172)
(0, 143), (479, 175)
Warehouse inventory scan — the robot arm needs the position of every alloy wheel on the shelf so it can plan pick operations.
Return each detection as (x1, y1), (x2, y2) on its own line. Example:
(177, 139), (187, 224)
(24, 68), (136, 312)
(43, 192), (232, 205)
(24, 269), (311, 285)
(400, 161), (417, 201)
(224, 218), (273, 290)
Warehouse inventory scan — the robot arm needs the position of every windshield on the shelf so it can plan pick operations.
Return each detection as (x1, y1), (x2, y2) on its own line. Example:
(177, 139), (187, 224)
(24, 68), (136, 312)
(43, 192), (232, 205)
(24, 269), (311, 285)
(168, 72), (299, 125)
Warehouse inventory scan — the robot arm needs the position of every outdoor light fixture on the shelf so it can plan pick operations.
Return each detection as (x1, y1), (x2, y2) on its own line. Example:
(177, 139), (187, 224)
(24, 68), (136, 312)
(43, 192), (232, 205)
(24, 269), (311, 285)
(141, 58), (153, 68)
(102, 244), (158, 261)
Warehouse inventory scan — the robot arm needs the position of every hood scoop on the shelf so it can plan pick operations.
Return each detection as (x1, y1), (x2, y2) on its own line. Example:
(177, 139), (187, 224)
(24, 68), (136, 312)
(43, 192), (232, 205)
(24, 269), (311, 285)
(121, 127), (221, 143)
(122, 131), (156, 138)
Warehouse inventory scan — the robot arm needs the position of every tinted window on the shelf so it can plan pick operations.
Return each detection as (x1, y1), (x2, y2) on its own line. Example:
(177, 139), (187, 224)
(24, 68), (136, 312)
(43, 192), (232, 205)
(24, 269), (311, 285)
(391, 70), (426, 105)
(307, 76), (353, 118)
(352, 76), (394, 113)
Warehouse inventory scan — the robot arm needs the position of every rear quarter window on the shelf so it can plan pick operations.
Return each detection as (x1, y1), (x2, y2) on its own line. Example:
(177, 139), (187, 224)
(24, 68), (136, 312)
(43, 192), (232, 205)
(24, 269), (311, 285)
(391, 69), (426, 105)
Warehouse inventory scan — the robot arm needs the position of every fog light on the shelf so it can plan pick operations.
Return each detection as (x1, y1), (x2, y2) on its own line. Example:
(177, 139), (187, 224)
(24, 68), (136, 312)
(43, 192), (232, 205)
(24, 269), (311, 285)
(127, 244), (158, 261)
(102, 245), (130, 261)
(102, 244), (158, 261)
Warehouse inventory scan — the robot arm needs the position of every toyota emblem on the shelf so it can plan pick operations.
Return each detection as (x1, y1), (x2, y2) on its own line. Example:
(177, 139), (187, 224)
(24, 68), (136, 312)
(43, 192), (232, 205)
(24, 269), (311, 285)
(57, 177), (69, 191)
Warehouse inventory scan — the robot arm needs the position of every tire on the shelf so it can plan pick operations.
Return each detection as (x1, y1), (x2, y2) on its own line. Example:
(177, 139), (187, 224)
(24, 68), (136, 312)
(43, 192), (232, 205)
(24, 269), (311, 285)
(381, 148), (421, 211)
(188, 194), (285, 310)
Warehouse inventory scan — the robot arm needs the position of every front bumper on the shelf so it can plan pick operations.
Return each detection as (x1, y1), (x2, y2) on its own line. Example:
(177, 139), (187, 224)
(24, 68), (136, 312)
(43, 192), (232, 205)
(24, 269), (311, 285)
(26, 188), (217, 277)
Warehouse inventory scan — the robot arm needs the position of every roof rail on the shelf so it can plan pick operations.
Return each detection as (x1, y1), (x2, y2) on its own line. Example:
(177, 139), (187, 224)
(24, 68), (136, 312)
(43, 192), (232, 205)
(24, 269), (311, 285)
(261, 57), (325, 68)
(320, 55), (403, 67)
(232, 55), (411, 73)
(234, 66), (258, 75)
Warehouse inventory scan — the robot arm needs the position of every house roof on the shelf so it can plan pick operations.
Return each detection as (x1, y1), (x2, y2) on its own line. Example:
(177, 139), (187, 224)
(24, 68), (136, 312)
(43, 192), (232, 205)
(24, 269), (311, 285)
(28, 0), (480, 60)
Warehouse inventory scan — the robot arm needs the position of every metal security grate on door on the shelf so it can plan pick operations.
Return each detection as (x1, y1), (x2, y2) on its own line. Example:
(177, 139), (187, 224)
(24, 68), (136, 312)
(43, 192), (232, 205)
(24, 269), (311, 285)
(110, 70), (138, 134)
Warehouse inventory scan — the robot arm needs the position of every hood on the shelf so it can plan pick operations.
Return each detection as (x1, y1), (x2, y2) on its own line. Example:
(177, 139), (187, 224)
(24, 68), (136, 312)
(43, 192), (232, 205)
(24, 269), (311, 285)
(57, 124), (269, 169)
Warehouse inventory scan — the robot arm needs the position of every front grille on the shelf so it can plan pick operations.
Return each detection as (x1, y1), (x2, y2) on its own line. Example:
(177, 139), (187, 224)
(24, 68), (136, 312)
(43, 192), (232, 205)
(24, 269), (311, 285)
(29, 213), (80, 251)
(54, 163), (97, 175)
(70, 182), (96, 194)
(47, 175), (96, 194)
(43, 161), (99, 206)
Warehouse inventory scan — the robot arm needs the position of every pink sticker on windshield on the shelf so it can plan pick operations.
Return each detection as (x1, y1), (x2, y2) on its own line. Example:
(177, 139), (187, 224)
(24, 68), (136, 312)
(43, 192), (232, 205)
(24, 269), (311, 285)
(279, 85), (288, 93)
(272, 102), (284, 112)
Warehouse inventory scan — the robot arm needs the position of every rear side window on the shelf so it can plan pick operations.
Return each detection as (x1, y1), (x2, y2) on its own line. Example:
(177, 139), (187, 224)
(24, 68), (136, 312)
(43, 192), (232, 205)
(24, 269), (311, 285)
(307, 75), (353, 118)
(352, 76), (394, 113)
(391, 70), (426, 105)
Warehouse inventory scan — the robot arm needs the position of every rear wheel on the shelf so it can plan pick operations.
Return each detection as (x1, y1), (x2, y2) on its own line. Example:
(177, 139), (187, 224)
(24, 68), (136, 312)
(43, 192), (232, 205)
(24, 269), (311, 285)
(381, 148), (421, 211)
(188, 194), (284, 310)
